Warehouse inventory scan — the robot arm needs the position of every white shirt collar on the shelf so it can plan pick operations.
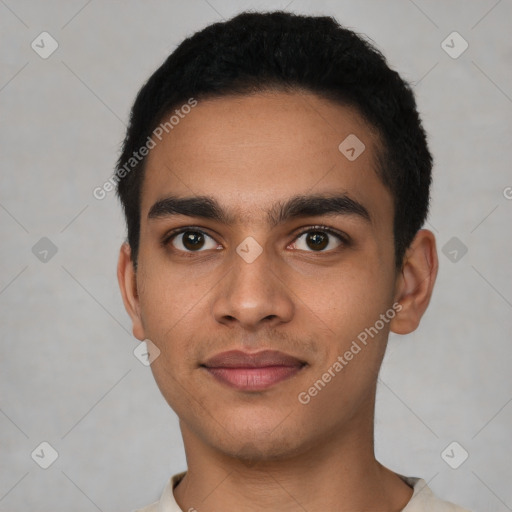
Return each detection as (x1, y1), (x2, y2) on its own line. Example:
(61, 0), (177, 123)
(137, 471), (469, 511)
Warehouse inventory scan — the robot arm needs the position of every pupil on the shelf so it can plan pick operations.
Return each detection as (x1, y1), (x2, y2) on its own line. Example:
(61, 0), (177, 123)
(307, 232), (328, 251)
(183, 231), (204, 251)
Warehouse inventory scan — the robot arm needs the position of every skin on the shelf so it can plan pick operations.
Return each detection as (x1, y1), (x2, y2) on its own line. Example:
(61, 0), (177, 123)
(118, 91), (438, 511)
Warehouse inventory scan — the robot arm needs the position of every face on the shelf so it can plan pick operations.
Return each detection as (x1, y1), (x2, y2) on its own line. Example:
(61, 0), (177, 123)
(120, 91), (408, 460)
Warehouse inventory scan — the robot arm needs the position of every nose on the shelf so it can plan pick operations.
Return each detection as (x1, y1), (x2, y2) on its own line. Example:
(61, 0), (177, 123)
(211, 247), (295, 331)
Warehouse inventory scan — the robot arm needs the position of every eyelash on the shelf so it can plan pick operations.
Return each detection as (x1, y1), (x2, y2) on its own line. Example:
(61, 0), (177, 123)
(161, 225), (350, 254)
(291, 225), (350, 251)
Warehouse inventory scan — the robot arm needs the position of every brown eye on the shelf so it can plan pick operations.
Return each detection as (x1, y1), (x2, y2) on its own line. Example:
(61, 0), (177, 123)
(169, 230), (218, 252)
(291, 228), (344, 252)
(306, 231), (329, 251)
(182, 231), (205, 250)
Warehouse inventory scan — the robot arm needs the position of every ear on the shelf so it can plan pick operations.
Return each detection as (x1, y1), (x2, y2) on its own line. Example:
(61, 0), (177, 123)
(117, 242), (145, 340)
(390, 229), (438, 335)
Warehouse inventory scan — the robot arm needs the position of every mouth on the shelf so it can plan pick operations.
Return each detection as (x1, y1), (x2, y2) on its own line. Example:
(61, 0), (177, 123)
(201, 350), (307, 391)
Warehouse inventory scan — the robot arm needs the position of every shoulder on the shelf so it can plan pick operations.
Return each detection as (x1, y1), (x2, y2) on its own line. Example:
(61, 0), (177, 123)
(400, 476), (471, 512)
(131, 472), (186, 512)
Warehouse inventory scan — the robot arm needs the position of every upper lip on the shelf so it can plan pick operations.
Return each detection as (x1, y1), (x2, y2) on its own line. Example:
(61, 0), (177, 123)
(202, 350), (306, 368)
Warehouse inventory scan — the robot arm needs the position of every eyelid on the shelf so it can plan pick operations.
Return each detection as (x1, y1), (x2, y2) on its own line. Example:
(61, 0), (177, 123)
(161, 225), (220, 248)
(292, 224), (350, 245)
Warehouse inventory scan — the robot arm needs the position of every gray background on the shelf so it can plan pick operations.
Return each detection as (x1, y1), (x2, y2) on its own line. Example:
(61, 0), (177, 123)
(1, 1), (511, 511)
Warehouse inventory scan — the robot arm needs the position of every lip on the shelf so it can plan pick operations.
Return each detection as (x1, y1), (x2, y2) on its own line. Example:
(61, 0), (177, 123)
(201, 350), (307, 391)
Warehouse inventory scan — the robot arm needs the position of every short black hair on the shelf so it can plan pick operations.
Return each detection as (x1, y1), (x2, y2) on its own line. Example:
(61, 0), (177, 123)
(116, 10), (432, 268)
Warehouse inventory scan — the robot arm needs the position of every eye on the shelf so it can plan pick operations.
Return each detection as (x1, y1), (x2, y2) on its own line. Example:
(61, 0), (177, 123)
(290, 227), (347, 252)
(166, 229), (220, 252)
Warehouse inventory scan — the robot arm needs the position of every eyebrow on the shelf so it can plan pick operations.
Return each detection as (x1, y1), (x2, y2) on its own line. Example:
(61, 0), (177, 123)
(147, 193), (371, 227)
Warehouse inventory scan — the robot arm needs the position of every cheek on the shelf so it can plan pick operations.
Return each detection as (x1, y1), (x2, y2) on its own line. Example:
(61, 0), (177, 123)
(135, 259), (209, 368)
(137, 262), (209, 410)
(289, 255), (394, 342)
(292, 264), (394, 416)
(137, 244), (216, 326)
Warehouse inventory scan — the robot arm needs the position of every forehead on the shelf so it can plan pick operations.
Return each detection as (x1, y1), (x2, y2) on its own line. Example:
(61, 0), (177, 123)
(140, 91), (392, 226)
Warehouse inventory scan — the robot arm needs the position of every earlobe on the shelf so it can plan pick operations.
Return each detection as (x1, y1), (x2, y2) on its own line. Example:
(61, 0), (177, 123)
(117, 243), (146, 340)
(390, 230), (438, 335)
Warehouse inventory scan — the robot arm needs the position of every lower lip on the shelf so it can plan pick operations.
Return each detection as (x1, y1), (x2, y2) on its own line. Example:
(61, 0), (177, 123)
(204, 365), (303, 391)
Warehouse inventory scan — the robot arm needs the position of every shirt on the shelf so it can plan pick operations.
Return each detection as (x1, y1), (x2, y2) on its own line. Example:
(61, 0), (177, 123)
(135, 471), (470, 512)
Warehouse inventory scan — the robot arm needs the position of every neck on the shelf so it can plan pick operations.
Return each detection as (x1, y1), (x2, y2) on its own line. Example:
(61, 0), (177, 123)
(173, 413), (413, 512)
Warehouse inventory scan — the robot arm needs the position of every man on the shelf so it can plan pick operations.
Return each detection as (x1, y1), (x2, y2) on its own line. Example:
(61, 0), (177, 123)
(116, 11), (469, 512)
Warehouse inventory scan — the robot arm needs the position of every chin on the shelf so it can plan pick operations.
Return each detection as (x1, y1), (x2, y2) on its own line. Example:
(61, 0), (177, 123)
(192, 412), (314, 463)
(219, 432), (305, 462)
